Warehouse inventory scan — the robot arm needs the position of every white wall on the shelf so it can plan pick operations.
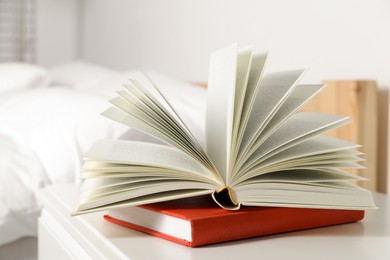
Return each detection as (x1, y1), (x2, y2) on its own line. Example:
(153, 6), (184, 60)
(82, 0), (390, 87)
(35, 0), (80, 67)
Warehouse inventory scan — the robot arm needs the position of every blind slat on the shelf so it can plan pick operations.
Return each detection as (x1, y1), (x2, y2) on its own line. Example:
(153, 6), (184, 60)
(0, 0), (35, 63)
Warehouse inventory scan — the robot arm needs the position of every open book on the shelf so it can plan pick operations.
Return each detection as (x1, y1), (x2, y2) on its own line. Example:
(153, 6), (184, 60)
(73, 44), (376, 215)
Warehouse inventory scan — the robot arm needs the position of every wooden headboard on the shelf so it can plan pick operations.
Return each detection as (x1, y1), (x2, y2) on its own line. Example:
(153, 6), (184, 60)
(301, 80), (378, 191)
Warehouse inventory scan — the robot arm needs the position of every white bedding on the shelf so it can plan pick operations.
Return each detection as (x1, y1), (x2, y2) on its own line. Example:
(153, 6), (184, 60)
(0, 63), (49, 94)
(0, 62), (206, 245)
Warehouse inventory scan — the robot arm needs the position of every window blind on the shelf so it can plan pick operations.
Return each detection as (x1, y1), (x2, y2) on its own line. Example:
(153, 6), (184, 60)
(0, 0), (35, 62)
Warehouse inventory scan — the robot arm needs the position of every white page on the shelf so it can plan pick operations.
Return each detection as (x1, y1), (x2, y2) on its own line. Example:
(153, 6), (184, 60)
(230, 46), (253, 171)
(119, 81), (212, 168)
(234, 53), (268, 158)
(258, 155), (363, 172)
(252, 135), (361, 169)
(244, 84), (325, 158)
(206, 43), (238, 182)
(116, 88), (207, 163)
(77, 180), (217, 211)
(117, 88), (177, 133)
(242, 169), (364, 183)
(81, 176), (181, 190)
(73, 189), (213, 215)
(126, 79), (206, 155)
(238, 69), (306, 163)
(82, 161), (184, 172)
(82, 165), (211, 181)
(81, 171), (198, 179)
(128, 72), (199, 143)
(236, 112), (349, 175)
(84, 139), (222, 185)
(85, 176), (185, 187)
(134, 71), (208, 149)
(80, 179), (217, 201)
(257, 151), (362, 169)
(235, 182), (376, 209)
(266, 152), (362, 166)
(115, 90), (186, 145)
(103, 106), (190, 155)
(234, 161), (363, 186)
(102, 106), (210, 169)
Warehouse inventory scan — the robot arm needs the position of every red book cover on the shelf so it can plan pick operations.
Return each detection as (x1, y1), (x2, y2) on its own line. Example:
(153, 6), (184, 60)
(104, 195), (364, 247)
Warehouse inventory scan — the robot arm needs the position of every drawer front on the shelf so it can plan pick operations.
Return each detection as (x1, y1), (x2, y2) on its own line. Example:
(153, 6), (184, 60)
(38, 210), (91, 260)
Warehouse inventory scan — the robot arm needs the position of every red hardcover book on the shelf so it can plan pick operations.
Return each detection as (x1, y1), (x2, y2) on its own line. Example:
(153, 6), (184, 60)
(104, 195), (364, 247)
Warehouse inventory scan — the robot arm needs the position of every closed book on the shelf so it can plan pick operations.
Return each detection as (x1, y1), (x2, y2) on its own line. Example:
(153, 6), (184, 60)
(104, 195), (364, 247)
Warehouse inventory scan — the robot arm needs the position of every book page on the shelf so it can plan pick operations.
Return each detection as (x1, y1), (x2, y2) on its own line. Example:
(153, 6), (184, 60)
(79, 179), (217, 203)
(230, 46), (253, 173)
(245, 84), (325, 157)
(73, 189), (213, 215)
(101, 70), (214, 172)
(237, 69), (306, 165)
(242, 169), (365, 183)
(233, 112), (350, 180)
(252, 112), (350, 162)
(234, 53), (268, 160)
(127, 78), (205, 153)
(103, 101), (212, 170)
(81, 176), (182, 191)
(234, 158), (363, 186)
(254, 154), (363, 175)
(133, 71), (208, 149)
(116, 90), (183, 140)
(127, 72), (200, 146)
(102, 107), (193, 156)
(234, 181), (376, 210)
(81, 164), (213, 182)
(256, 135), (361, 167)
(84, 139), (222, 185)
(206, 44), (238, 182)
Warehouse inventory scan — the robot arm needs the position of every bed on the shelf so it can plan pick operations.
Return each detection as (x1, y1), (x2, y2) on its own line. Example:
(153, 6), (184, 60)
(0, 61), (207, 247)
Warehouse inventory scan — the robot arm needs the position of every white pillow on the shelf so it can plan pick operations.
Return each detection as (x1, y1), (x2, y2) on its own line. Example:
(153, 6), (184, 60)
(0, 63), (49, 93)
(48, 61), (118, 89)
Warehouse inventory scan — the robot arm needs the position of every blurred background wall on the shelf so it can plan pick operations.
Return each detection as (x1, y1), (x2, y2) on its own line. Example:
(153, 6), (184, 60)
(2, 0), (389, 192)
(33, 0), (390, 86)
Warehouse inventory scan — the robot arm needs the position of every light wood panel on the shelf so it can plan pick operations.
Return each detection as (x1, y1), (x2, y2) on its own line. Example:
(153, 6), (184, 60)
(301, 80), (378, 191)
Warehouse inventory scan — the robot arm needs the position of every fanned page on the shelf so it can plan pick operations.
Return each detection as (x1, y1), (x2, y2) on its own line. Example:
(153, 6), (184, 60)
(206, 44), (238, 182)
(233, 53), (268, 169)
(238, 112), (350, 175)
(74, 140), (222, 214)
(102, 74), (214, 171)
(250, 84), (325, 152)
(234, 182), (375, 210)
(230, 46), (253, 168)
(83, 140), (214, 178)
(232, 135), (363, 185)
(237, 69), (306, 166)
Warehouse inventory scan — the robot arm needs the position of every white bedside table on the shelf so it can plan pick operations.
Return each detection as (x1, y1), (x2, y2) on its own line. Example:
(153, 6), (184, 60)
(38, 184), (390, 260)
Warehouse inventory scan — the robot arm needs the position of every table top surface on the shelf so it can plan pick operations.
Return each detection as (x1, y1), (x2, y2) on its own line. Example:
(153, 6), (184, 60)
(39, 184), (390, 260)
